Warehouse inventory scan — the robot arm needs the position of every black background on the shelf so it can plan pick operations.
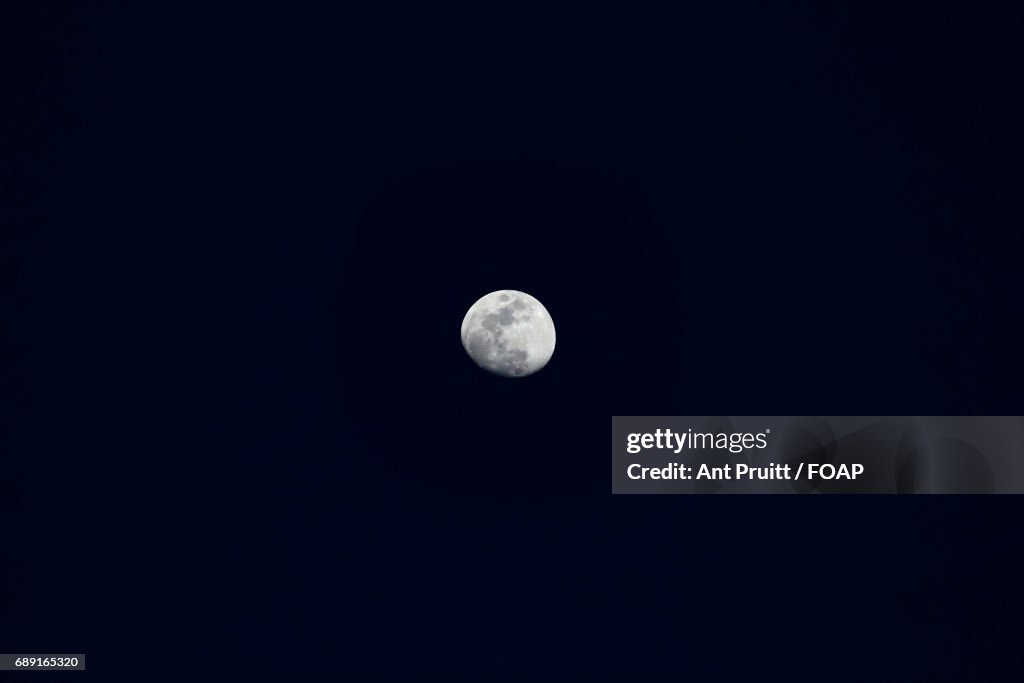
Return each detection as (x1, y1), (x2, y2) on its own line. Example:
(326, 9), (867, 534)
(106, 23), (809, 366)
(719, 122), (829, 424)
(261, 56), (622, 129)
(4, 4), (1023, 680)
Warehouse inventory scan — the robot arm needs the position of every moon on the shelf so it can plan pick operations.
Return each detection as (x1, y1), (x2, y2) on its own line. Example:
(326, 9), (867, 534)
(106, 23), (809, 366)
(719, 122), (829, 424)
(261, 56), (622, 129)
(461, 290), (556, 377)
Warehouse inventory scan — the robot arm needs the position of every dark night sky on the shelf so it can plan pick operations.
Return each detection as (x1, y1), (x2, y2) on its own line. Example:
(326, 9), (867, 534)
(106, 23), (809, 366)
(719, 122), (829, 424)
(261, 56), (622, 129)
(4, 4), (1024, 680)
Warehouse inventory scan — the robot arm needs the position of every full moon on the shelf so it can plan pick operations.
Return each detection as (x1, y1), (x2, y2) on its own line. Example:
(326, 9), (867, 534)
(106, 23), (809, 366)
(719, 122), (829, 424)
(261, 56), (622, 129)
(461, 290), (556, 377)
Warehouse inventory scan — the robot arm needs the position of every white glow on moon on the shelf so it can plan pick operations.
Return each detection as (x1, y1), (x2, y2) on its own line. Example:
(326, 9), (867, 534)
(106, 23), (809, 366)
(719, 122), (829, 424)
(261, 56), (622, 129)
(461, 290), (556, 377)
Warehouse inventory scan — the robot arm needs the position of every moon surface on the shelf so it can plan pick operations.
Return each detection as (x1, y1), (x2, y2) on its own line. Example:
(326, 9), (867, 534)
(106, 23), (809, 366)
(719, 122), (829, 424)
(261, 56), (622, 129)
(461, 290), (556, 377)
